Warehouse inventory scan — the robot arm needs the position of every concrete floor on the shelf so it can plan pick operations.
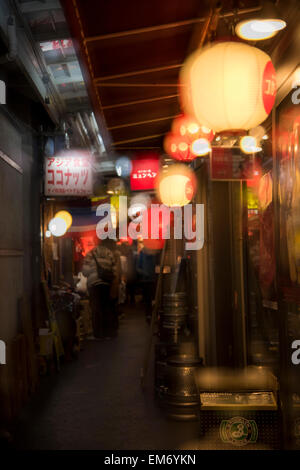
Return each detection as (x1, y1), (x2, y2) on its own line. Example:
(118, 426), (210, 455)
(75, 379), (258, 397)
(12, 305), (199, 450)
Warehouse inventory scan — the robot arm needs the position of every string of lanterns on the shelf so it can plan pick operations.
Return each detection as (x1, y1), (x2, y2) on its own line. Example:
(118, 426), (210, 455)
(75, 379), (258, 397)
(159, 18), (281, 209)
(163, 36), (277, 166)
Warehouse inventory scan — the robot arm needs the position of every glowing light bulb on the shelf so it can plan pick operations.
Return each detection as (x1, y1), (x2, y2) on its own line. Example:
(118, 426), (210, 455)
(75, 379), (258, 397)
(178, 142), (189, 152)
(188, 123), (200, 134)
(236, 19), (286, 41)
(49, 217), (67, 237)
(240, 136), (262, 154)
(191, 138), (211, 156)
(55, 210), (72, 229)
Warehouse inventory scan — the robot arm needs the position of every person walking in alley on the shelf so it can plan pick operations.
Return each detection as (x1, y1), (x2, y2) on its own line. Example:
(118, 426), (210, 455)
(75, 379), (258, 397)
(82, 240), (117, 339)
(137, 242), (159, 323)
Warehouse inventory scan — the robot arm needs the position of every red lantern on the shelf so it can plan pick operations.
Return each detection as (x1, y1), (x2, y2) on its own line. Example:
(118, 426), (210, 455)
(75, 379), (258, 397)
(156, 164), (197, 207)
(172, 114), (214, 142)
(198, 125), (214, 142)
(172, 114), (201, 139)
(164, 132), (196, 162)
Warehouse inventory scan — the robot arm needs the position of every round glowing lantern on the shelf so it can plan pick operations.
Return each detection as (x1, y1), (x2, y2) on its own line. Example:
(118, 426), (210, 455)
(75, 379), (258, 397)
(156, 164), (196, 207)
(55, 210), (72, 229)
(172, 114), (201, 140)
(198, 125), (214, 142)
(164, 132), (195, 162)
(180, 41), (276, 133)
(172, 114), (215, 143)
(49, 217), (67, 237)
(191, 137), (211, 156)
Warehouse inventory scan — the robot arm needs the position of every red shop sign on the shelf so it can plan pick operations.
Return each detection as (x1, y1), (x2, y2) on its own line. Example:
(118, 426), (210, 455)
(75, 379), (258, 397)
(130, 156), (159, 191)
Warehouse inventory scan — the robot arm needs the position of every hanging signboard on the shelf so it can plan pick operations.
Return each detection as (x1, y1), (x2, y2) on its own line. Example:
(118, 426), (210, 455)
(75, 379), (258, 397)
(210, 148), (254, 181)
(45, 152), (93, 196)
(130, 155), (159, 191)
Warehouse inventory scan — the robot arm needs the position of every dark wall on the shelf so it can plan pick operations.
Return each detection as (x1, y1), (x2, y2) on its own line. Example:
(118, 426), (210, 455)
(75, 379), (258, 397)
(211, 182), (234, 367)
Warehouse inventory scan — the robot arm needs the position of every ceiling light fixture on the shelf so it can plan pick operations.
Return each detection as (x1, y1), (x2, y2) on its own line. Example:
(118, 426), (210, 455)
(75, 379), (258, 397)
(235, 1), (286, 41)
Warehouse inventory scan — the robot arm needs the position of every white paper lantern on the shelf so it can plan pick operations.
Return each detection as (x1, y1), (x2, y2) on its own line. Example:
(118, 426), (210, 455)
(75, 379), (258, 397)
(156, 164), (196, 207)
(180, 41), (276, 133)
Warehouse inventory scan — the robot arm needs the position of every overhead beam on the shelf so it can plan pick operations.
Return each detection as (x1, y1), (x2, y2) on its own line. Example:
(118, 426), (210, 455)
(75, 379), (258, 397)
(102, 93), (179, 110)
(97, 82), (181, 88)
(113, 134), (165, 145)
(108, 115), (179, 130)
(94, 64), (182, 83)
(114, 146), (161, 149)
(84, 6), (261, 44)
(84, 18), (202, 43)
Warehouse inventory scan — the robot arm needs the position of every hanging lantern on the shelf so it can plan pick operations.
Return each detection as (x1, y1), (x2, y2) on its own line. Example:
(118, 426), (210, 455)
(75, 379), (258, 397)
(180, 41), (276, 133)
(156, 164), (196, 207)
(172, 114), (215, 143)
(191, 138), (211, 156)
(164, 132), (196, 162)
(55, 210), (72, 229)
(172, 114), (201, 139)
(198, 125), (214, 142)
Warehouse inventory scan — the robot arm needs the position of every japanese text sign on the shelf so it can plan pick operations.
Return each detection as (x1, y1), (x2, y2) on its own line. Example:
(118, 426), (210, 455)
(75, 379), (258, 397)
(45, 153), (93, 196)
(130, 157), (159, 191)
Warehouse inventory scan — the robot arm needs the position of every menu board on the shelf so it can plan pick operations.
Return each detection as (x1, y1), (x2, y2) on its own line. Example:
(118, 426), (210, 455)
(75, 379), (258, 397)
(211, 148), (254, 180)
(200, 392), (277, 410)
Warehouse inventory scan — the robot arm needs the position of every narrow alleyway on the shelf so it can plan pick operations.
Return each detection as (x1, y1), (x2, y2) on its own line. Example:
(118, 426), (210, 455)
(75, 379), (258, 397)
(12, 306), (199, 450)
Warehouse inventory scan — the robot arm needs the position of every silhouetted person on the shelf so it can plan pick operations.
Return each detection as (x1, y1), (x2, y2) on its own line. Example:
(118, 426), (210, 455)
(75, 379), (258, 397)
(82, 240), (116, 338)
